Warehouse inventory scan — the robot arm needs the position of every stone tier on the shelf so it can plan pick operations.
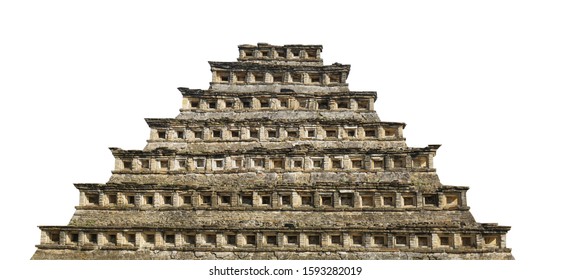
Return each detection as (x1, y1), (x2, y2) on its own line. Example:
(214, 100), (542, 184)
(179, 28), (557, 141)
(208, 59), (350, 93)
(74, 183), (467, 211)
(144, 139), (408, 153)
(66, 208), (482, 228)
(33, 219), (512, 260)
(146, 119), (402, 134)
(209, 61), (348, 73)
(179, 89), (375, 111)
(143, 117), (405, 150)
(237, 43), (324, 65)
(109, 145), (440, 187)
(175, 111), (381, 123)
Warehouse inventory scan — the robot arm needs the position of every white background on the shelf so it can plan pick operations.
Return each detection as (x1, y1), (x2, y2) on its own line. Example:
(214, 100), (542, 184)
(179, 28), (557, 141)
(1, 0), (569, 279)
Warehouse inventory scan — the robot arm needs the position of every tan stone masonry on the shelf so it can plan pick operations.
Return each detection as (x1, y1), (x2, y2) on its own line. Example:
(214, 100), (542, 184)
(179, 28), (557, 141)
(32, 43), (512, 260)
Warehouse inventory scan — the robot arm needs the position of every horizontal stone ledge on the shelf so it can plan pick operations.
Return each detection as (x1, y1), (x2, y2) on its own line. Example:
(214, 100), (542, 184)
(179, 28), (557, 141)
(145, 118), (401, 127)
(35, 246), (511, 254)
(74, 183), (469, 191)
(74, 183), (466, 191)
(208, 61), (349, 71)
(178, 88), (375, 97)
(31, 249), (515, 260)
(75, 181), (419, 188)
(109, 169), (437, 176)
(181, 89), (371, 96)
(73, 206), (471, 212)
(38, 225), (501, 232)
(110, 146), (437, 156)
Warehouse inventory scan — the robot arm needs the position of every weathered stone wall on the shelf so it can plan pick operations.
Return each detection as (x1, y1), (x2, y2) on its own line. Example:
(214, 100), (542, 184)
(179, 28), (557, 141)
(32, 249), (514, 260)
(67, 209), (478, 228)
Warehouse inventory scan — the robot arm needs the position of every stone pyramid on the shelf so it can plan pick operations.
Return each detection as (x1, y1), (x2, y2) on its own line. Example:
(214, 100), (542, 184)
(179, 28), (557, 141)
(32, 43), (513, 260)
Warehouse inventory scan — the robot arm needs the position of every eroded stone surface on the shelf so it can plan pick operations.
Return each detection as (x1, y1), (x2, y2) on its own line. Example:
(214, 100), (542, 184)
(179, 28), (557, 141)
(32, 249), (514, 260)
(32, 43), (512, 260)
